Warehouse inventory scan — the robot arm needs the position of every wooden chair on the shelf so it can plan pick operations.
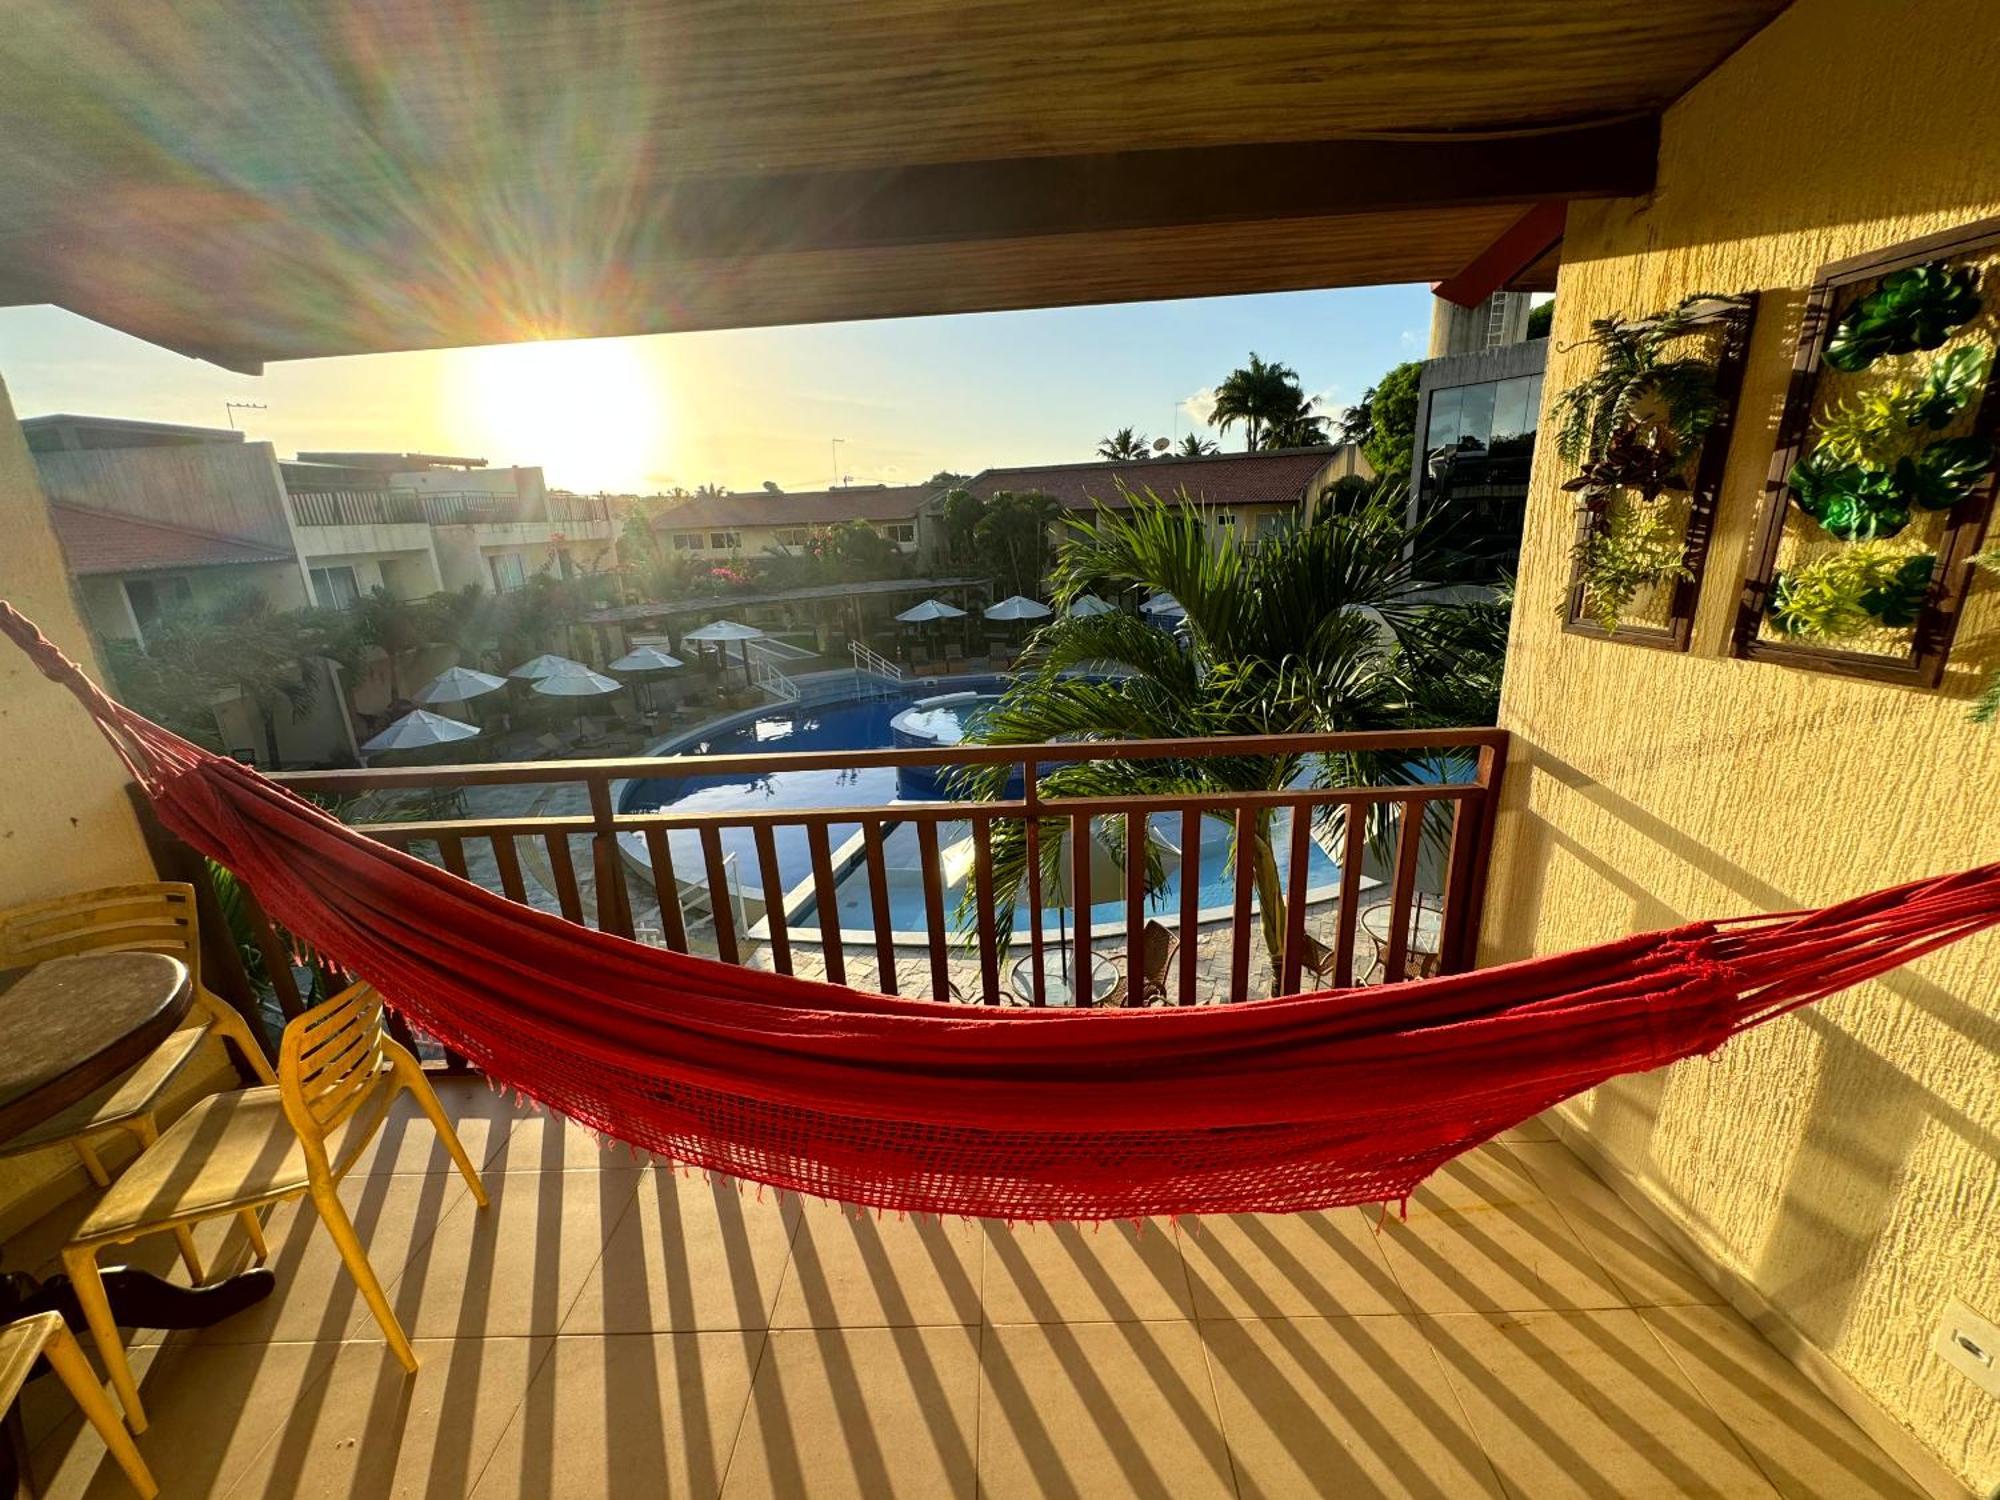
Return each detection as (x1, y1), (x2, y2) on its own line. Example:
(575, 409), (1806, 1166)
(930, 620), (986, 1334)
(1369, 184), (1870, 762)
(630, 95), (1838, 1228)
(61, 981), (489, 1432)
(2, 1312), (156, 1497)
(1136, 916), (1176, 1012)
(0, 884), (277, 1204)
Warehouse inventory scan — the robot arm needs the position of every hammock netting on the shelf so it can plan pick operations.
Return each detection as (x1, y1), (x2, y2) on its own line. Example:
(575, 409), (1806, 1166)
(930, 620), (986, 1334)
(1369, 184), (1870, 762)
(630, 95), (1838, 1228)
(6, 601), (1998, 1222)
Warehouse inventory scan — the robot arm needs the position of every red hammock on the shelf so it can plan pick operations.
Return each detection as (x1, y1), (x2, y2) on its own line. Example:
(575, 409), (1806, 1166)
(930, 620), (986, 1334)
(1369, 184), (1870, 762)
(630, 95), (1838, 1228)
(6, 601), (1998, 1221)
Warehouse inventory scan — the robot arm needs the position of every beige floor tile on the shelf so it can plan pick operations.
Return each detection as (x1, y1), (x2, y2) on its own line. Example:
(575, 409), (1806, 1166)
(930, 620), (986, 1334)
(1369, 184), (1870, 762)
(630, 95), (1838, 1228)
(1507, 1143), (1727, 1308)
(562, 1171), (799, 1334)
(180, 1169), (475, 1346)
(481, 1104), (658, 1173)
(770, 1202), (980, 1328)
(1424, 1309), (1778, 1499)
(19, 1344), (165, 1469)
(1639, 1305), (1928, 1499)
(978, 1320), (1234, 1500)
(1203, 1314), (1505, 1498)
(980, 1218), (1191, 1324)
(725, 1326), (980, 1499)
(1182, 1208), (1407, 1319)
(378, 1168), (640, 1340)
(29, 1339), (343, 1500)
(1496, 1113), (1558, 1143)
(217, 1335), (549, 1499)
(1376, 1152), (1628, 1314)
(337, 1075), (527, 1177)
(470, 1332), (761, 1499)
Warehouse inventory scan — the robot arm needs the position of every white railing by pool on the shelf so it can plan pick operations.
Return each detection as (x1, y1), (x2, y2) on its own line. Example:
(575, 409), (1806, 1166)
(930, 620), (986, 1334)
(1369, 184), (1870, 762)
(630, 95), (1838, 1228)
(851, 641), (904, 695)
(752, 655), (800, 703)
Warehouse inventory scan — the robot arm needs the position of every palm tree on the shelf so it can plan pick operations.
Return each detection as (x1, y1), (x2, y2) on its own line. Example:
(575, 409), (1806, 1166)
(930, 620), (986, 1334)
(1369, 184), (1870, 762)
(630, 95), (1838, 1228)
(1261, 409), (1330, 450)
(1096, 427), (1152, 461)
(1175, 433), (1220, 458)
(956, 482), (1506, 967)
(1210, 352), (1315, 452)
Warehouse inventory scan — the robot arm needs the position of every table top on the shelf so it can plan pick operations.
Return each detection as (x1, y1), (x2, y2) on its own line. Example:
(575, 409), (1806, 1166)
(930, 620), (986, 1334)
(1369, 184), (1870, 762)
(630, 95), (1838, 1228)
(1359, 901), (1444, 952)
(0, 953), (192, 1144)
(1008, 951), (1118, 1007)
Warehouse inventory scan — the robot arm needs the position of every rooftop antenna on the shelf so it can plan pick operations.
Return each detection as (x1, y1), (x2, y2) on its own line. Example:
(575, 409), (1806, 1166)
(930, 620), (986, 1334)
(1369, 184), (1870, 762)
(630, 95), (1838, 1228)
(223, 401), (266, 431)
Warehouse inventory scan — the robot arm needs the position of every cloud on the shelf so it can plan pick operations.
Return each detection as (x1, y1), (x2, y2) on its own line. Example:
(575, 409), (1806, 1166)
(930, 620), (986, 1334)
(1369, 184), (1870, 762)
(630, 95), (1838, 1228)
(1398, 329), (1418, 348)
(1303, 385), (1341, 413)
(1178, 386), (1217, 426)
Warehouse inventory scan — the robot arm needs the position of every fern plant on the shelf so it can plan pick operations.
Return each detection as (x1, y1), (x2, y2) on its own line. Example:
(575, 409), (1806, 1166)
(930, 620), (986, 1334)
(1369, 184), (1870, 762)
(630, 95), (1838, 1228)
(1768, 544), (1935, 641)
(1572, 501), (1693, 632)
(1553, 294), (1736, 467)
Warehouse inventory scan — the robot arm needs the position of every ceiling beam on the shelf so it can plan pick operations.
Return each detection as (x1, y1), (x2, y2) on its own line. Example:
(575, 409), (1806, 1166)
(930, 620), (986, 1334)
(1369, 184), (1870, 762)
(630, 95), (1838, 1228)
(1432, 199), (1571, 308)
(652, 118), (1653, 258)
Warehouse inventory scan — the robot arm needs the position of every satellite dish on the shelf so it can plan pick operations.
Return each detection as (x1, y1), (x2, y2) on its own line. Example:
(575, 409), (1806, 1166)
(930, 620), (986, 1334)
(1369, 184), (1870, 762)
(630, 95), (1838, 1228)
(1151, 436), (1171, 452)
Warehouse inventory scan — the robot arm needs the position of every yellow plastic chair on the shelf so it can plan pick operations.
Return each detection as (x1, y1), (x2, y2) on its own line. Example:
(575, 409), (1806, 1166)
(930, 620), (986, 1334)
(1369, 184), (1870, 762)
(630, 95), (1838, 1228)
(0, 884), (278, 1208)
(61, 981), (488, 1431)
(1, 1312), (156, 1497)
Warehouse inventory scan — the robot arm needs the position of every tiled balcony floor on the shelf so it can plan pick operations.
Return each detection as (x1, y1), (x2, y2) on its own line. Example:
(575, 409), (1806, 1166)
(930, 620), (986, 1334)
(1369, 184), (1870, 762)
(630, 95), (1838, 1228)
(13, 1079), (1927, 1498)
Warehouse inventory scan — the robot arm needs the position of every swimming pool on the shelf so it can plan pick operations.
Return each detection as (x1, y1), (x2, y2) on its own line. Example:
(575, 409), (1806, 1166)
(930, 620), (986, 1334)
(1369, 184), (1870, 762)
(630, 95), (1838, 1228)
(618, 675), (1344, 937)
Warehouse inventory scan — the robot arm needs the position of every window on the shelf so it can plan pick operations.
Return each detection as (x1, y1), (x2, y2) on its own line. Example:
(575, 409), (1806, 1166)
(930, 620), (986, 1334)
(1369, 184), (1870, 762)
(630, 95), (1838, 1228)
(1209, 511), (1236, 534)
(671, 532), (705, 551)
(124, 576), (192, 637)
(309, 564), (360, 609)
(774, 527), (812, 547)
(884, 522), (916, 545)
(709, 530), (742, 551)
(1417, 369), (1546, 585)
(490, 552), (528, 592)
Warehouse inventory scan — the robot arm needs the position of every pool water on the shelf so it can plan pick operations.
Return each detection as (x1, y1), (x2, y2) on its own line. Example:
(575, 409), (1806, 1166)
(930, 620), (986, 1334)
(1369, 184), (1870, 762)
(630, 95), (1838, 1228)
(620, 682), (1347, 935)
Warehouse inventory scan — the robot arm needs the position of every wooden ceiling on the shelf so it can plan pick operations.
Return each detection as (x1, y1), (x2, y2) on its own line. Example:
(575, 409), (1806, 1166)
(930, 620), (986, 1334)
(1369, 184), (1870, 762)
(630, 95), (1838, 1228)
(0, 1), (1789, 370)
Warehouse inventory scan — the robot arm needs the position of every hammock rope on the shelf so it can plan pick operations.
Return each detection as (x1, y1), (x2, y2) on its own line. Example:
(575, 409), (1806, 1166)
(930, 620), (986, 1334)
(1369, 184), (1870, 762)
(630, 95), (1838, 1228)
(5, 600), (1996, 1221)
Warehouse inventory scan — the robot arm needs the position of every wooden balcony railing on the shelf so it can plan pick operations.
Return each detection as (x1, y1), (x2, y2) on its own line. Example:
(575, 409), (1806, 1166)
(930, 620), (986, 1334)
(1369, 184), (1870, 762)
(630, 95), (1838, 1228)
(265, 729), (1507, 1015)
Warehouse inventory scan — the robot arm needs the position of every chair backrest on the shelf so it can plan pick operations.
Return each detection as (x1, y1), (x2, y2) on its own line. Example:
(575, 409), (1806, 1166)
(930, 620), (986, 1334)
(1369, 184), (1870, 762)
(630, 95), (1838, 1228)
(279, 980), (395, 1171)
(1299, 931), (1335, 978)
(0, 883), (212, 1018)
(1141, 919), (1177, 983)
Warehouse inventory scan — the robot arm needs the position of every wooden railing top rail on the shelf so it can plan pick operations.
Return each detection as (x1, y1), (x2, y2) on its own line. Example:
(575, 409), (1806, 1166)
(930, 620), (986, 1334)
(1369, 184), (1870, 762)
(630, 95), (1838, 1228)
(272, 726), (1509, 793)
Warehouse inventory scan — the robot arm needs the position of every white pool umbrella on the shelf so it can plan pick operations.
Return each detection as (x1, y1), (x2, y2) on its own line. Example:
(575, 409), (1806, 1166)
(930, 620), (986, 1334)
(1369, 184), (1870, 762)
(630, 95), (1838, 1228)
(534, 663), (623, 735)
(1067, 594), (1115, 617)
(413, 666), (508, 705)
(608, 644), (684, 712)
(362, 709), (480, 754)
(681, 619), (765, 687)
(508, 653), (587, 680)
(895, 598), (967, 623)
(984, 595), (1053, 622)
(1139, 592), (1186, 618)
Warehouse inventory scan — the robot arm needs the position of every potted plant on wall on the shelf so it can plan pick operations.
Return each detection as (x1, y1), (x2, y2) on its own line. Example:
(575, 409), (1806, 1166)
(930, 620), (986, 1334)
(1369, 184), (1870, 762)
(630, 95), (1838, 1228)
(1553, 293), (1752, 636)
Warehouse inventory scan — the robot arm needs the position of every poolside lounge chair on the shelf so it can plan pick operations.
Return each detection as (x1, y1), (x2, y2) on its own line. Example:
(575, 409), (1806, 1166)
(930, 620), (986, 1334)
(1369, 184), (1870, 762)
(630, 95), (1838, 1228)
(1120, 919), (1178, 1006)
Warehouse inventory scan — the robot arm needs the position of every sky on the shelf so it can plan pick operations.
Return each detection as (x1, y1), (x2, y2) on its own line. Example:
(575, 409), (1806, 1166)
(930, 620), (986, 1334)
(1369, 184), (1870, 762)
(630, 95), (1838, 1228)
(0, 283), (1434, 496)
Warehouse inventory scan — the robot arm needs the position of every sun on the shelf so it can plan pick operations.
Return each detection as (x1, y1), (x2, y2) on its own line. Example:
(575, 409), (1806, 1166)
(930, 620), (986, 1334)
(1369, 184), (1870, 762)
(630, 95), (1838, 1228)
(444, 336), (670, 493)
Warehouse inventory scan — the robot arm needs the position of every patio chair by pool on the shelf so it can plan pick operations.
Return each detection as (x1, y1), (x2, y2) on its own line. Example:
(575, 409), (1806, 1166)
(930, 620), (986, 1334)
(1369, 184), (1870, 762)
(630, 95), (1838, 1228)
(60, 981), (488, 1432)
(2, 1312), (156, 1496)
(1133, 919), (1178, 1005)
(0, 884), (277, 1198)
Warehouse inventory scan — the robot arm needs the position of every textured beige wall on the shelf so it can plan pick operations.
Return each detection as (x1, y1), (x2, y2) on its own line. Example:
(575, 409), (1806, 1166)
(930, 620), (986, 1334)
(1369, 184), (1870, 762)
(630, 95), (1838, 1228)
(1485, 0), (2000, 1490)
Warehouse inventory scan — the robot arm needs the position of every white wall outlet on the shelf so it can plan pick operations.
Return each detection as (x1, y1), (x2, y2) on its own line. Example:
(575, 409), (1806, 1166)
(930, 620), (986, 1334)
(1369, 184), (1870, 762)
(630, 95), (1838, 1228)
(1936, 1299), (2000, 1400)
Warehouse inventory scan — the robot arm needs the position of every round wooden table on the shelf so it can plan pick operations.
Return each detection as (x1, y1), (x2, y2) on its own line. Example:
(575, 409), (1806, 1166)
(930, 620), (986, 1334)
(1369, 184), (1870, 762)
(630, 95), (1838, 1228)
(0, 952), (192, 1147)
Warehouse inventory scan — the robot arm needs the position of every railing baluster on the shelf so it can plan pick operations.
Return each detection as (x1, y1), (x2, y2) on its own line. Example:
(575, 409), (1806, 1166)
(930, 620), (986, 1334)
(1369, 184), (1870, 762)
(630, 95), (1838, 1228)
(1450, 740), (1507, 973)
(587, 778), (634, 939)
(1381, 798), (1423, 984)
(972, 815), (1000, 1004)
(1178, 808), (1200, 1005)
(1278, 807), (1312, 996)
(1124, 810), (1145, 1009)
(807, 822), (845, 984)
(863, 820), (898, 995)
(543, 832), (585, 924)
(1024, 759), (1047, 1007)
(641, 828), (689, 951)
(491, 834), (528, 904)
(699, 826), (739, 965)
(1334, 803), (1368, 987)
(436, 832), (469, 882)
(753, 824), (792, 974)
(1070, 811), (1092, 1010)
(1229, 807), (1255, 1003)
(238, 876), (306, 1021)
(916, 818), (951, 1002)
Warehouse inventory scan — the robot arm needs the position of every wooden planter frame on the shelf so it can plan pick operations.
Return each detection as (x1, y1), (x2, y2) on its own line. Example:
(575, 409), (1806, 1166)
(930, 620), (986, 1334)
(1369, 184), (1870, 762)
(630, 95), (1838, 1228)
(1562, 293), (1758, 651)
(1732, 217), (2000, 686)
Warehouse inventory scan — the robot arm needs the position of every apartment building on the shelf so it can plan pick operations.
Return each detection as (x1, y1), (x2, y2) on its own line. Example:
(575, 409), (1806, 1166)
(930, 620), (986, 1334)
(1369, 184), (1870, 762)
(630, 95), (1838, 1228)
(648, 482), (932, 558)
